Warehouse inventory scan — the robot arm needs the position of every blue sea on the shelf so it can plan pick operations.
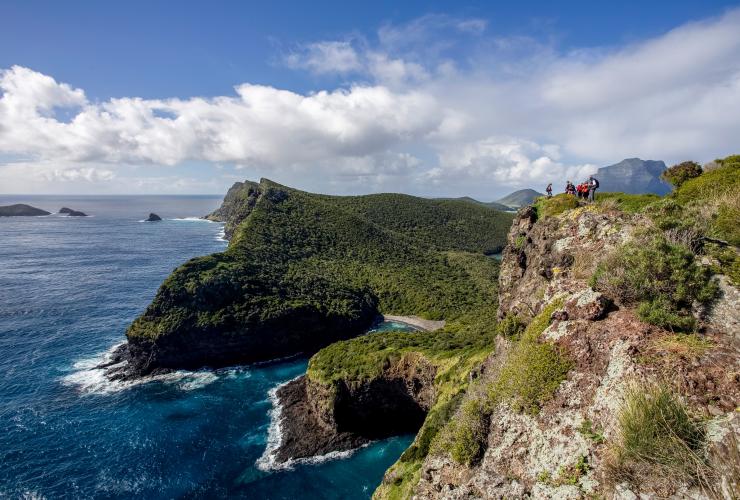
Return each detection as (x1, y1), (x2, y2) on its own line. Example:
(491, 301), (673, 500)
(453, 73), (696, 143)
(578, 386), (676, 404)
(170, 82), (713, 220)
(0, 196), (413, 499)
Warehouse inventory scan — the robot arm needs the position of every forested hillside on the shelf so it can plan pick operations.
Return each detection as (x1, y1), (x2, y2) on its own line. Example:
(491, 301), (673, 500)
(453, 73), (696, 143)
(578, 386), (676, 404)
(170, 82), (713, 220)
(124, 179), (513, 373)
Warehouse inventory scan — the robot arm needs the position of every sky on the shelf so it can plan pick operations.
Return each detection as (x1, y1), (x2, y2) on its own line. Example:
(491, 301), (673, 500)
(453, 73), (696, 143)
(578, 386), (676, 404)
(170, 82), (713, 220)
(1, 0), (739, 198)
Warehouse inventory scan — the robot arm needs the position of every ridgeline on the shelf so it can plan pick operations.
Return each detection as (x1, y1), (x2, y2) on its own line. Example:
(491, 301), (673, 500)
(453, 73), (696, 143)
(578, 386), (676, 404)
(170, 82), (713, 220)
(119, 178), (513, 375)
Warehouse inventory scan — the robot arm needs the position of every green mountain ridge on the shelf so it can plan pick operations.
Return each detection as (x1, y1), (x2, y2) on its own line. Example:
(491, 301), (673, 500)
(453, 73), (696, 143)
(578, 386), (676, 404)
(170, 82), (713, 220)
(123, 178), (514, 374)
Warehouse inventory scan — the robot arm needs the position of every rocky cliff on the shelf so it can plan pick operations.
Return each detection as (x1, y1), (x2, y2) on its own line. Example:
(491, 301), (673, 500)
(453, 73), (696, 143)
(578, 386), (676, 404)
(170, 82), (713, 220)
(405, 200), (739, 499)
(203, 179), (261, 239)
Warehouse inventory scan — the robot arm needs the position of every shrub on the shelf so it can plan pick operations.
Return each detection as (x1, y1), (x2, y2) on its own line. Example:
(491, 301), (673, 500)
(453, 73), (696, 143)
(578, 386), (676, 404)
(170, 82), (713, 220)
(591, 235), (717, 331)
(594, 192), (661, 213)
(488, 336), (571, 414)
(448, 399), (489, 466)
(496, 312), (525, 339)
(661, 161), (703, 188)
(608, 383), (709, 491)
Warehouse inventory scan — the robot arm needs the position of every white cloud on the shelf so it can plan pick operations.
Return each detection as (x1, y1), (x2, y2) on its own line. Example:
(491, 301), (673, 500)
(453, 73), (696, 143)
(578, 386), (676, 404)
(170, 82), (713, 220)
(430, 137), (595, 189)
(0, 67), (445, 168)
(284, 41), (362, 74)
(1, 9), (740, 197)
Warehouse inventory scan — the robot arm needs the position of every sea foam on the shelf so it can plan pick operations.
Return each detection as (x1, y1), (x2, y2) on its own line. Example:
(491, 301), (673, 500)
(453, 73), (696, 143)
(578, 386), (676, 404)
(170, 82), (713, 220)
(255, 376), (368, 471)
(61, 343), (231, 395)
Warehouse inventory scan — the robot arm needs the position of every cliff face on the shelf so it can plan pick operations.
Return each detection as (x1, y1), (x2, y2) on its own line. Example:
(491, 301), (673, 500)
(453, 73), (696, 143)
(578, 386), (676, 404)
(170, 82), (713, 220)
(407, 204), (739, 499)
(204, 179), (261, 239)
(273, 353), (437, 462)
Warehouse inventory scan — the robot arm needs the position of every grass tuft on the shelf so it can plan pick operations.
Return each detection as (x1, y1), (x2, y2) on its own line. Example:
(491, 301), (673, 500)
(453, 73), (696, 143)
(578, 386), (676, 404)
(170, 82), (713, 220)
(607, 383), (710, 492)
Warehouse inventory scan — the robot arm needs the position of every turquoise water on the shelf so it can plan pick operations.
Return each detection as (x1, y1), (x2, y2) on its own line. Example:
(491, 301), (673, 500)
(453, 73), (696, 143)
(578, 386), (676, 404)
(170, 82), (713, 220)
(0, 196), (413, 499)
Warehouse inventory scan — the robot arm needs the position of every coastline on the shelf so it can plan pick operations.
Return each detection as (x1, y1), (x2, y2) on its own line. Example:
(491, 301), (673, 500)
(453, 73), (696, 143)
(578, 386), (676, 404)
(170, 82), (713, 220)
(381, 315), (445, 332)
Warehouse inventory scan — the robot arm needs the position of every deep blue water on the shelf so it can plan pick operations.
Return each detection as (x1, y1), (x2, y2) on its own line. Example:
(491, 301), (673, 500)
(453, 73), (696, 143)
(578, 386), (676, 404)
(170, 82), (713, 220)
(0, 196), (413, 499)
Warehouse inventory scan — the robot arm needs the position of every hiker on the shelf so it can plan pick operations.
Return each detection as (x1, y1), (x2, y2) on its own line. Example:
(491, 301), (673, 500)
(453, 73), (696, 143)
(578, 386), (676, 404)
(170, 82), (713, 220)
(588, 176), (599, 202)
(565, 181), (576, 195)
(577, 181), (588, 199)
(546, 183), (553, 198)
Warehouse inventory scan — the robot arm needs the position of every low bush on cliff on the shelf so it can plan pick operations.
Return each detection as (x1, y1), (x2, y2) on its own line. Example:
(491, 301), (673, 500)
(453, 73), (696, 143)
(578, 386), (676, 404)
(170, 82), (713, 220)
(608, 383), (709, 492)
(594, 192), (661, 213)
(495, 312), (525, 339)
(486, 300), (571, 415)
(591, 235), (717, 331)
(447, 399), (490, 466)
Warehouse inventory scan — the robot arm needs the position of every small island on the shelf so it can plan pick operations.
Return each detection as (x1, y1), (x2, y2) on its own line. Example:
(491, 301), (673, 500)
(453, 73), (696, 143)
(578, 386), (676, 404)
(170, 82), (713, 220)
(59, 207), (88, 217)
(0, 204), (51, 217)
(145, 213), (162, 222)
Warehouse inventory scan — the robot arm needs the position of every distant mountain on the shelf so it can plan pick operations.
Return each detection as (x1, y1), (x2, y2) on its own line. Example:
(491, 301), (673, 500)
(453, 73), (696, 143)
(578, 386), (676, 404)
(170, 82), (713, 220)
(440, 196), (511, 211)
(590, 158), (670, 195)
(495, 189), (544, 208)
(0, 204), (51, 217)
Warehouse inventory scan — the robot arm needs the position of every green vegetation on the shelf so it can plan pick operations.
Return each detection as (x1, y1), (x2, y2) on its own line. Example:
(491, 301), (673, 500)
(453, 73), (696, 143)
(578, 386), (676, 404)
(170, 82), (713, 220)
(495, 312), (525, 339)
(578, 419), (605, 444)
(661, 161), (703, 188)
(447, 399), (489, 466)
(430, 299), (571, 469)
(486, 301), (571, 415)
(128, 179), (512, 353)
(608, 384), (709, 489)
(593, 192), (662, 213)
(534, 193), (580, 219)
(591, 234), (717, 331)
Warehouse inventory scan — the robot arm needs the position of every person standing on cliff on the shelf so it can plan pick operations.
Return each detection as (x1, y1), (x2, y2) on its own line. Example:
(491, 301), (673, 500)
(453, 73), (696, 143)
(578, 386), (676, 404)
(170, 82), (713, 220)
(588, 176), (599, 202)
(546, 183), (553, 198)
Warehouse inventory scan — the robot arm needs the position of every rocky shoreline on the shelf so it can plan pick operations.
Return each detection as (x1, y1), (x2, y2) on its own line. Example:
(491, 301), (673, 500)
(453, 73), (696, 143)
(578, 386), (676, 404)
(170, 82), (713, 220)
(268, 352), (437, 468)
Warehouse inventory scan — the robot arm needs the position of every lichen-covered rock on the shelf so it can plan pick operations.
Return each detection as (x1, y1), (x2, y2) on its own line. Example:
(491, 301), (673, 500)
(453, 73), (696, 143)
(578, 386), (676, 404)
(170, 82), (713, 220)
(411, 202), (740, 499)
(706, 275), (740, 338)
(498, 206), (640, 322)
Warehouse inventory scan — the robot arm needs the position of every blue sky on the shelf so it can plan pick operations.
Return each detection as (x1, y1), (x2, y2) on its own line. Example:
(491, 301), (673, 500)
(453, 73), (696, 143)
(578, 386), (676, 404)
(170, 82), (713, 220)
(1, 1), (739, 196)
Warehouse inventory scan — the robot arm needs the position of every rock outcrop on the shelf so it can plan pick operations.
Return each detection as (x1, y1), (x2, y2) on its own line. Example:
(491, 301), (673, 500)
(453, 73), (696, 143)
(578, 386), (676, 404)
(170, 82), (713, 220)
(0, 204), (51, 216)
(203, 180), (261, 239)
(145, 213), (162, 222)
(409, 205), (739, 499)
(273, 353), (437, 463)
(59, 207), (88, 216)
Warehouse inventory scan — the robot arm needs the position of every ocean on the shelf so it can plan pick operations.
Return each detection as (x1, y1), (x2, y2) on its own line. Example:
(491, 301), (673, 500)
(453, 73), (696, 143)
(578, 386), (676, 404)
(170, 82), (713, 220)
(0, 195), (413, 499)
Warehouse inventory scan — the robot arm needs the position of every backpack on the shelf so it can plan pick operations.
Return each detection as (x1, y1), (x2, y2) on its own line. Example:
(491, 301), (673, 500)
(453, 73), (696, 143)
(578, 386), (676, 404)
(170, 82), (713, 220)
(591, 178), (599, 189)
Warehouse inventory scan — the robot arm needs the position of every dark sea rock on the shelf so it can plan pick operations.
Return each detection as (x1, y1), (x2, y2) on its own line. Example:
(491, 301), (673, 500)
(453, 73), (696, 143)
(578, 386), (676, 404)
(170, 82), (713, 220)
(273, 355), (436, 464)
(0, 204), (51, 217)
(59, 207), (88, 216)
(145, 213), (162, 222)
